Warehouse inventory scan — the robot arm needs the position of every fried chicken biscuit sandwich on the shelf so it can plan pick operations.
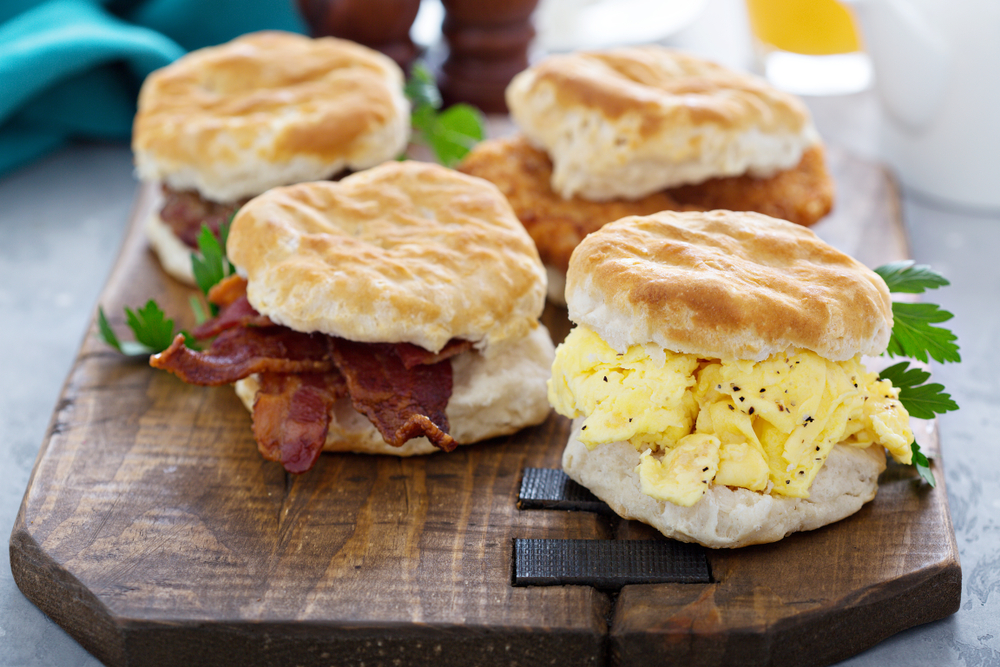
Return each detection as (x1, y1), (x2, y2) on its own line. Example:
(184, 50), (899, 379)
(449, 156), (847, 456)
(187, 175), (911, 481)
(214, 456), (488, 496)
(133, 31), (410, 284)
(151, 161), (554, 473)
(458, 47), (834, 302)
(548, 210), (914, 548)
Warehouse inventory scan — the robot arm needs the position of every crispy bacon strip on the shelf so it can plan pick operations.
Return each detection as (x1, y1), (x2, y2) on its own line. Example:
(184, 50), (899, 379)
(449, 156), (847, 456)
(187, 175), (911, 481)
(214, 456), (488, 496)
(252, 372), (347, 474)
(192, 296), (274, 340)
(151, 328), (333, 386)
(195, 276), (273, 339)
(207, 275), (250, 309)
(330, 339), (457, 452)
(394, 339), (474, 370)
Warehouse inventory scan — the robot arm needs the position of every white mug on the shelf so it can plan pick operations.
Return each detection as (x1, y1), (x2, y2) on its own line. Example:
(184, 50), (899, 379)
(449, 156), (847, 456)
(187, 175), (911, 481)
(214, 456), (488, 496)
(844, 0), (1000, 211)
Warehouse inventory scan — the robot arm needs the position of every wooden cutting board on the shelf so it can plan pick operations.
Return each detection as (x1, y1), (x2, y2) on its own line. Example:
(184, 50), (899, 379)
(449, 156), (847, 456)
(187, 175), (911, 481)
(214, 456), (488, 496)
(10, 147), (960, 667)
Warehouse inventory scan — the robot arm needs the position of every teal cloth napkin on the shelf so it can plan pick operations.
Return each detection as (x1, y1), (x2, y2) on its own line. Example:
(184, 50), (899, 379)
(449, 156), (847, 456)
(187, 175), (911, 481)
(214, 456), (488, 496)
(0, 0), (306, 176)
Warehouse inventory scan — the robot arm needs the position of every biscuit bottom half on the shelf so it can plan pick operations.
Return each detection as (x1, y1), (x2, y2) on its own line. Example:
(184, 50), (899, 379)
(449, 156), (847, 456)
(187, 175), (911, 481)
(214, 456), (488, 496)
(562, 418), (886, 549)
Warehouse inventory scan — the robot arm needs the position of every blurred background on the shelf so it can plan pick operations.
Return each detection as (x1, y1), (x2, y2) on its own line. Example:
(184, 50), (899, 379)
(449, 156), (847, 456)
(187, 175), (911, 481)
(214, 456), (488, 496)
(3, 0), (998, 213)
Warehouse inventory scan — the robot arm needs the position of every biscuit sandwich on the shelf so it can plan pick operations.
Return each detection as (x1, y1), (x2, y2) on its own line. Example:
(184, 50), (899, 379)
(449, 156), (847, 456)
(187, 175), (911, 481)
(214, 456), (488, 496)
(133, 31), (410, 284)
(458, 47), (834, 302)
(548, 210), (914, 548)
(151, 160), (555, 473)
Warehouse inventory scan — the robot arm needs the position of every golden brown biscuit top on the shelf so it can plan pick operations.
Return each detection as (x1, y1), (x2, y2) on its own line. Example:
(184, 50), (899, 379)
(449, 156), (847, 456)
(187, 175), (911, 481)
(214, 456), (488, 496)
(227, 161), (547, 353)
(515, 47), (811, 138)
(566, 211), (893, 361)
(132, 31), (407, 196)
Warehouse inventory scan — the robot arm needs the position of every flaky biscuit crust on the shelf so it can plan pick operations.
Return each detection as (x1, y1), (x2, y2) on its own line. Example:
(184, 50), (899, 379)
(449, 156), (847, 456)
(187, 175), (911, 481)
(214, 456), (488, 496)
(507, 47), (818, 200)
(566, 211), (893, 361)
(133, 32), (409, 202)
(227, 161), (547, 353)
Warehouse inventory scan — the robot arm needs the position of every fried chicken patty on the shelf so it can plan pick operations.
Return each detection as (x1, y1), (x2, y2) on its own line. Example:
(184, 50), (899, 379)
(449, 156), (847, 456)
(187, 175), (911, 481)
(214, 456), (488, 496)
(457, 135), (834, 274)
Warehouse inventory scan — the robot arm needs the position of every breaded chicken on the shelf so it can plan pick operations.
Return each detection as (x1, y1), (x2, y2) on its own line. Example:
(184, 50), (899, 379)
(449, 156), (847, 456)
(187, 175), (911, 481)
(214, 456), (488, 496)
(457, 135), (833, 274)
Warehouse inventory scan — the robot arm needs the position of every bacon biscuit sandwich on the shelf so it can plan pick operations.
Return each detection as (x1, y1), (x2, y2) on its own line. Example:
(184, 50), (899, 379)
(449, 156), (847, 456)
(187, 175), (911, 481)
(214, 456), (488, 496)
(458, 47), (834, 302)
(133, 31), (410, 284)
(151, 161), (554, 473)
(548, 210), (914, 548)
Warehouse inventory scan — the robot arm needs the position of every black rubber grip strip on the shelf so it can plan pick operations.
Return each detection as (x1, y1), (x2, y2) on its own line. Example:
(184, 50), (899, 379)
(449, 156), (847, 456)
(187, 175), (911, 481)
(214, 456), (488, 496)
(517, 467), (616, 515)
(512, 538), (711, 589)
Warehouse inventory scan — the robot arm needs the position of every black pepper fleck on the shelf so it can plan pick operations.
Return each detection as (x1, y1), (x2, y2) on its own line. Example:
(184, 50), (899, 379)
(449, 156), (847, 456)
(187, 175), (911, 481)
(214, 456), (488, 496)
(732, 386), (741, 392)
(702, 467), (709, 472)
(604, 376), (608, 382)
(760, 388), (766, 393)
(748, 407), (755, 415)
(581, 426), (587, 430)
(739, 396), (745, 402)
(728, 404), (735, 411)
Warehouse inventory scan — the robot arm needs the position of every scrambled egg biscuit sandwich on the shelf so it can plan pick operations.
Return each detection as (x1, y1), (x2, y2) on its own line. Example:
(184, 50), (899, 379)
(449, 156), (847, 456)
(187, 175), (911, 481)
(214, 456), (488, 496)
(133, 31), (410, 284)
(151, 161), (554, 473)
(548, 210), (913, 548)
(458, 47), (834, 303)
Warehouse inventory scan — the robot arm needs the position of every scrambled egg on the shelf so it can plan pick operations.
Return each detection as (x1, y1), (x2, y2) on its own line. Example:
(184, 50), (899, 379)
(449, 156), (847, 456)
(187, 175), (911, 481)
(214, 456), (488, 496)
(548, 325), (914, 507)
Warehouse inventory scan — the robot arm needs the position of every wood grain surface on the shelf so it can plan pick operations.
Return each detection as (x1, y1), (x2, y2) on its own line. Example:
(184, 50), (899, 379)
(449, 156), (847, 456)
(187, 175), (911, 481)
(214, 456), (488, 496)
(10, 147), (960, 667)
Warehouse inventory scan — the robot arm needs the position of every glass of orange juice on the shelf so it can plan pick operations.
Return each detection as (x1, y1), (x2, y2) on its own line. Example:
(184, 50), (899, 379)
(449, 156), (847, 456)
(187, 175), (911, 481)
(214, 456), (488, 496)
(745, 0), (871, 95)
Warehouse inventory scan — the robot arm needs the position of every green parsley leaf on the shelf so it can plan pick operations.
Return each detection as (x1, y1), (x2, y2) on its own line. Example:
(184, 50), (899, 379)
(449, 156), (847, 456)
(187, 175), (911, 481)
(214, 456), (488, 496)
(875, 260), (950, 294)
(404, 61), (442, 110)
(878, 361), (959, 419)
(885, 301), (961, 364)
(189, 295), (209, 326)
(97, 306), (126, 354)
(98, 301), (194, 356)
(874, 262), (959, 486)
(410, 103), (438, 138)
(404, 62), (485, 166)
(426, 104), (486, 167)
(125, 300), (182, 352)
(911, 441), (936, 487)
(191, 221), (233, 301)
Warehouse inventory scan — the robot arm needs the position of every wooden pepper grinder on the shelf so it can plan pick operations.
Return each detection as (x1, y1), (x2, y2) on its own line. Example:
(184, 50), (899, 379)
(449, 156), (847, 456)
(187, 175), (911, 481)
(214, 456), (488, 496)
(297, 0), (423, 71)
(438, 0), (540, 113)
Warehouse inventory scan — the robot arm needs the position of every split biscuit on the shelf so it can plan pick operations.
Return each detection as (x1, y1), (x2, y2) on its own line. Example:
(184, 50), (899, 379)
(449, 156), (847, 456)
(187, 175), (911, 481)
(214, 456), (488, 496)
(134, 31), (410, 204)
(506, 46), (820, 201)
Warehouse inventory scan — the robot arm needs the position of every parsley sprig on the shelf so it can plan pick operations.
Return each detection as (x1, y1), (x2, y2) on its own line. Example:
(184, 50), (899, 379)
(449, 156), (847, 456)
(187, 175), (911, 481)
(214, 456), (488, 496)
(405, 62), (485, 167)
(192, 220), (234, 306)
(877, 261), (960, 364)
(875, 260), (961, 487)
(878, 361), (958, 420)
(98, 221), (233, 354)
(98, 300), (194, 356)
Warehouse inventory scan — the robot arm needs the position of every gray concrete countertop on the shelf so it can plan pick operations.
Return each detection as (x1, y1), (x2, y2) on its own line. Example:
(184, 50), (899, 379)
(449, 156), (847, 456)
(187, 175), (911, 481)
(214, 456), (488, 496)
(2, 4), (998, 665)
